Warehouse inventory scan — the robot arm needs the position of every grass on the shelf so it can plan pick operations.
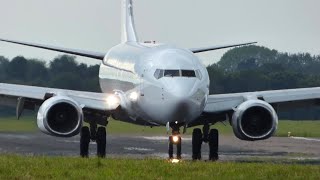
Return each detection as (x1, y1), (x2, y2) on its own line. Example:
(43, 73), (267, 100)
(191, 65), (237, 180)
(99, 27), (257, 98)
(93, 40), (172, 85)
(0, 155), (319, 180)
(275, 120), (320, 137)
(0, 116), (37, 132)
(0, 116), (320, 137)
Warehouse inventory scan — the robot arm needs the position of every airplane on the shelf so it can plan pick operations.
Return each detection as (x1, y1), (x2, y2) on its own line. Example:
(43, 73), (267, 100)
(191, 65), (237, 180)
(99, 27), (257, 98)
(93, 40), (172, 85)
(1, 0), (319, 160)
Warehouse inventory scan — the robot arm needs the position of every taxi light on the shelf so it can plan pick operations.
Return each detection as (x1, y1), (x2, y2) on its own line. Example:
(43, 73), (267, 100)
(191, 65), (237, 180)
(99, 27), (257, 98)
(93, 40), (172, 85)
(129, 91), (139, 101)
(172, 135), (179, 143)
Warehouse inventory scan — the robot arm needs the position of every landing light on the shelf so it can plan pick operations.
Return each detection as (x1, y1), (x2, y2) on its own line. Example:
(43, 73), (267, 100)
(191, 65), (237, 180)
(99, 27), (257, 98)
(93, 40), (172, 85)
(129, 91), (139, 101)
(106, 95), (119, 108)
(172, 135), (179, 143)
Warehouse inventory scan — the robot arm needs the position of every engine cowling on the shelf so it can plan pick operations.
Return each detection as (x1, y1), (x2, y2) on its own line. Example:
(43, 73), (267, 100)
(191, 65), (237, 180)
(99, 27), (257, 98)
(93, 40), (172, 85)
(37, 96), (83, 137)
(231, 99), (278, 141)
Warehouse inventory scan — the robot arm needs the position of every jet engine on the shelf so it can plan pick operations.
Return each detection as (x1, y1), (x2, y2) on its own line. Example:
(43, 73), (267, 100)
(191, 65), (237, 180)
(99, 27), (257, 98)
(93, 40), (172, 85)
(37, 96), (83, 137)
(231, 99), (278, 141)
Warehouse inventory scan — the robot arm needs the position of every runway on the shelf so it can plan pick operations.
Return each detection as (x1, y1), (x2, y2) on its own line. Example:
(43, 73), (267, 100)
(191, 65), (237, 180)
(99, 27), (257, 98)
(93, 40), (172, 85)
(0, 132), (320, 163)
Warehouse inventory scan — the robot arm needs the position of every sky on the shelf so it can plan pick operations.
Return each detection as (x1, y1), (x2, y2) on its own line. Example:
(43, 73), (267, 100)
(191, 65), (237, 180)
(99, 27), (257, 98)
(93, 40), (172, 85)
(0, 0), (320, 66)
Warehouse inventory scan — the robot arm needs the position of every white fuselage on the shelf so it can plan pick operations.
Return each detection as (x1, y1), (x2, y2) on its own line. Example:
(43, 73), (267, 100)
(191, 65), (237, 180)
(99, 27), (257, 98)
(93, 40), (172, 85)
(99, 42), (209, 126)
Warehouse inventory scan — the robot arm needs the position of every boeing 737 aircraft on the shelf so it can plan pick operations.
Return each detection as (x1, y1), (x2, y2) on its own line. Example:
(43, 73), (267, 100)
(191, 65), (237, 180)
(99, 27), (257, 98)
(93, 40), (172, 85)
(1, 0), (320, 160)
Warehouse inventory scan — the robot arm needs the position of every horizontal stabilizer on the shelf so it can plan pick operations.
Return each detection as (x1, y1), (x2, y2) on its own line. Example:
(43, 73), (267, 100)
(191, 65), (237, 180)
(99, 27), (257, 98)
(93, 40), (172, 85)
(0, 38), (106, 60)
(190, 42), (257, 53)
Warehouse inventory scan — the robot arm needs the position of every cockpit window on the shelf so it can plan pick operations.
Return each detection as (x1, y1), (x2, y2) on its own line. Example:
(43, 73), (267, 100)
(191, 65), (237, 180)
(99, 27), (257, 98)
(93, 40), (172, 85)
(154, 69), (202, 80)
(164, 70), (180, 77)
(195, 69), (202, 80)
(181, 70), (196, 77)
(154, 69), (164, 79)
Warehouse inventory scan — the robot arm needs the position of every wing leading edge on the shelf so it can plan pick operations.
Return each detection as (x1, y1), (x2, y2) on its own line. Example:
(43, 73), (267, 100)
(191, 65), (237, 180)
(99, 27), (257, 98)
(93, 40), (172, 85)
(190, 42), (257, 53)
(204, 87), (320, 114)
(0, 83), (119, 112)
(0, 38), (106, 60)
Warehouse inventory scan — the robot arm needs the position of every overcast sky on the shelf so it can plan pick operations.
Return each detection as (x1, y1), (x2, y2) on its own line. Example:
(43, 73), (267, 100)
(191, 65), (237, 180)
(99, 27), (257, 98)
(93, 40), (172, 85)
(0, 0), (319, 66)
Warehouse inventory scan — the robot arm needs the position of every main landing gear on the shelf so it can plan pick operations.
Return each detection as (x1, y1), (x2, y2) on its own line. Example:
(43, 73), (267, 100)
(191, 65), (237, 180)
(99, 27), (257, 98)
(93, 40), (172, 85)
(80, 122), (107, 158)
(167, 123), (219, 161)
(192, 125), (219, 161)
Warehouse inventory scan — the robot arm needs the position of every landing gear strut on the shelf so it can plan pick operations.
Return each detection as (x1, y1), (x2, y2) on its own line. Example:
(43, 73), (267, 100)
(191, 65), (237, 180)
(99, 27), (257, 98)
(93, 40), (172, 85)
(168, 127), (182, 159)
(80, 123), (107, 158)
(192, 126), (219, 161)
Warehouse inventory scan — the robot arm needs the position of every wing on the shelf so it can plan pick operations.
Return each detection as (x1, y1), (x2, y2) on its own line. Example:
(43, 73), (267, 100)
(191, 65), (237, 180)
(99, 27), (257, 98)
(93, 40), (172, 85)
(187, 87), (320, 127)
(204, 87), (320, 114)
(0, 38), (106, 60)
(190, 42), (257, 53)
(0, 83), (120, 120)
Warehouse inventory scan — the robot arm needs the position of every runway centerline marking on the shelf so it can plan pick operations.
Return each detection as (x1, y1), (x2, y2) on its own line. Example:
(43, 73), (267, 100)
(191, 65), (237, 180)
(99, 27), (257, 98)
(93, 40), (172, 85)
(141, 136), (192, 141)
(124, 147), (154, 151)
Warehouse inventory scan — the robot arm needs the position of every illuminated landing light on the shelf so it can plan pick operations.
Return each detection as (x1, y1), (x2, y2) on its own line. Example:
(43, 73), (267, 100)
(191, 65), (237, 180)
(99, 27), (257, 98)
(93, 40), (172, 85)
(129, 91), (139, 101)
(172, 135), (180, 143)
(106, 95), (119, 109)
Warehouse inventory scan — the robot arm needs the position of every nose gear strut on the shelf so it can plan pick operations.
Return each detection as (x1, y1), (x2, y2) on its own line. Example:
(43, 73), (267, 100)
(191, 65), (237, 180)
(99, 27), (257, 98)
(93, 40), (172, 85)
(168, 125), (182, 159)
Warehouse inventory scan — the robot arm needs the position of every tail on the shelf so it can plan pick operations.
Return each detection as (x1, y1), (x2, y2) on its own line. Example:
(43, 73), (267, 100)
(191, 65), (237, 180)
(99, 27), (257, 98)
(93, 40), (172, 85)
(121, 0), (138, 43)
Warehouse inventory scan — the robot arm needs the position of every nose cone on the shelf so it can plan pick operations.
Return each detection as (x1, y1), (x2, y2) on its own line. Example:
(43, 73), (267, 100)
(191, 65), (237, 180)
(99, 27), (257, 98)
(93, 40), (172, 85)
(157, 78), (205, 123)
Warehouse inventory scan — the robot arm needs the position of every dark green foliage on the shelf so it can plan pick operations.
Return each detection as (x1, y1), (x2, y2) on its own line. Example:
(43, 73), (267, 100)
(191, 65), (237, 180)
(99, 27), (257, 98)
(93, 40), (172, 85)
(0, 55), (100, 92)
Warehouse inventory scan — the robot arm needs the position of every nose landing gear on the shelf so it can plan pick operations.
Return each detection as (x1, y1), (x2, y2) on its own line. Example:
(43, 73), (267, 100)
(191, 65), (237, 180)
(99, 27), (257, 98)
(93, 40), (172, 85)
(168, 126), (182, 159)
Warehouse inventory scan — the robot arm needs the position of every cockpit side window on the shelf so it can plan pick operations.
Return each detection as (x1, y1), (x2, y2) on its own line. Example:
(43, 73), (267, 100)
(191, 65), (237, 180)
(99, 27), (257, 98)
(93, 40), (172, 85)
(181, 70), (196, 77)
(164, 70), (180, 77)
(195, 69), (202, 80)
(154, 69), (164, 79)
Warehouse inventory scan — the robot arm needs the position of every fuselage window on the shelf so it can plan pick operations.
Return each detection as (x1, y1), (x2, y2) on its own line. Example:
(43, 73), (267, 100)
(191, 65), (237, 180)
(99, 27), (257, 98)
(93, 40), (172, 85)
(164, 70), (180, 77)
(181, 70), (196, 77)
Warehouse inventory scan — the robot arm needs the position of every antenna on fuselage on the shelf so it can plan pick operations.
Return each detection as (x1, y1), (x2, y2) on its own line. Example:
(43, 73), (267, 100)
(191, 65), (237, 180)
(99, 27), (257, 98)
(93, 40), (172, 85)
(121, 0), (139, 43)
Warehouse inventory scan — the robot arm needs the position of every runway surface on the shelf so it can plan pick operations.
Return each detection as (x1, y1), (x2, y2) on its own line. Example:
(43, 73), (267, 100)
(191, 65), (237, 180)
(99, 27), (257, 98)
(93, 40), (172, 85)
(0, 132), (320, 163)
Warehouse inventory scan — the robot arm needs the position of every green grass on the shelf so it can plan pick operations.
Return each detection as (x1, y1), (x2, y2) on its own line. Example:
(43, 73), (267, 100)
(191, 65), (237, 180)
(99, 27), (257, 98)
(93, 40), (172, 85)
(0, 116), (320, 137)
(0, 116), (37, 132)
(0, 155), (319, 180)
(275, 120), (320, 137)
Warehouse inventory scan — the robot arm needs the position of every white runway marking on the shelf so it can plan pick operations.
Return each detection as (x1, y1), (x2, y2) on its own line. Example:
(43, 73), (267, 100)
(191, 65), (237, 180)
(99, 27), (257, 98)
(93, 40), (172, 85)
(141, 136), (192, 141)
(56, 140), (95, 144)
(124, 147), (154, 151)
(1, 134), (31, 140)
(291, 137), (320, 142)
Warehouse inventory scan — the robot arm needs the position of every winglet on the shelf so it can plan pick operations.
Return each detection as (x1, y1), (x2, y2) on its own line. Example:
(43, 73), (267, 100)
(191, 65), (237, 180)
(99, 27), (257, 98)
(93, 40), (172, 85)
(121, 0), (139, 42)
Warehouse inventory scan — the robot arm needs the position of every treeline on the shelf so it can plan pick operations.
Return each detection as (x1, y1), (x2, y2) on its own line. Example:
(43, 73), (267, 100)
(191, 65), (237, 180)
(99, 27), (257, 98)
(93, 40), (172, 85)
(0, 55), (100, 92)
(1, 45), (320, 119)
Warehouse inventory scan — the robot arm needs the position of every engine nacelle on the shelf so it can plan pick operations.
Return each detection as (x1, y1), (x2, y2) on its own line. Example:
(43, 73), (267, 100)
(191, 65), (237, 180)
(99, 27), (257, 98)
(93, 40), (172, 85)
(37, 96), (83, 137)
(232, 99), (278, 141)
